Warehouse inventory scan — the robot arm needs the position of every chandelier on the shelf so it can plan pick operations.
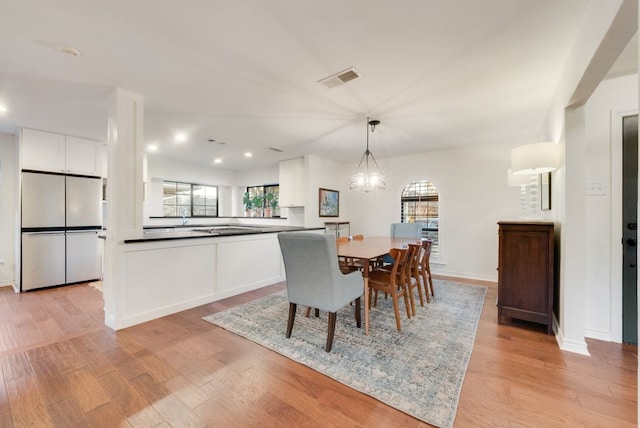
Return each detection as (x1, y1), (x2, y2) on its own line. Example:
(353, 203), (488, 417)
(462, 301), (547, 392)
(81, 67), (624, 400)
(350, 117), (385, 192)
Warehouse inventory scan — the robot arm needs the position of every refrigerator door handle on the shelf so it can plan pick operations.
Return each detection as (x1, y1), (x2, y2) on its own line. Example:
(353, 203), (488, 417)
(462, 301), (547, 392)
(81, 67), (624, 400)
(22, 231), (66, 236)
(66, 230), (98, 234)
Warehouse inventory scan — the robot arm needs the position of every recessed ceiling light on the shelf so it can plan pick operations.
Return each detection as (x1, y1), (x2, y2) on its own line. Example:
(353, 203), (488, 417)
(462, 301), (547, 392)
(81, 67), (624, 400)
(244, 152), (252, 158)
(146, 143), (158, 152)
(0, 105), (7, 113)
(213, 158), (222, 164)
(174, 133), (187, 143)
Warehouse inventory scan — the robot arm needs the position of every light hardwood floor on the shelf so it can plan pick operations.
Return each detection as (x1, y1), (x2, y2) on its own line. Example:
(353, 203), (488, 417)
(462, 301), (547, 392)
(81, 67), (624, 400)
(0, 280), (636, 427)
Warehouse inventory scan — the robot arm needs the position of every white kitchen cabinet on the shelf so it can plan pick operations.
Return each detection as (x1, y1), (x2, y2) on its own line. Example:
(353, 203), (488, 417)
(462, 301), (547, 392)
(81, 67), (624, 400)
(278, 157), (305, 206)
(21, 128), (65, 172)
(65, 136), (102, 176)
(21, 128), (102, 177)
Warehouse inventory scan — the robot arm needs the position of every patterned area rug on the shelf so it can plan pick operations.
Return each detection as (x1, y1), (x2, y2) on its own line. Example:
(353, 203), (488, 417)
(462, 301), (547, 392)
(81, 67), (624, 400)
(203, 280), (487, 428)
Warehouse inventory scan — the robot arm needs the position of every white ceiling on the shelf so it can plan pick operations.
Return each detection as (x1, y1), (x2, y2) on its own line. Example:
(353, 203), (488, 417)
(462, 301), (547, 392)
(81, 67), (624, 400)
(0, 0), (634, 171)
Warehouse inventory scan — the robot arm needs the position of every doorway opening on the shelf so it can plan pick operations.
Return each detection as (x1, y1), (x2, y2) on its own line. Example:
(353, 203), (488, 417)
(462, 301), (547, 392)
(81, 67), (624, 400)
(622, 114), (637, 345)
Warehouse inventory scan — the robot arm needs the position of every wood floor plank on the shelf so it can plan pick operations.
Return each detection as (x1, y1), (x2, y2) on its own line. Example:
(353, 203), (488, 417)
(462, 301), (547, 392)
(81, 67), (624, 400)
(126, 405), (165, 428)
(5, 373), (54, 427)
(1, 352), (32, 381)
(69, 335), (117, 378)
(197, 378), (282, 427)
(66, 367), (111, 413)
(85, 401), (131, 428)
(48, 396), (92, 427)
(0, 360), (14, 428)
(98, 370), (152, 418)
(163, 374), (211, 410)
(150, 395), (207, 428)
(104, 347), (148, 381)
(134, 349), (178, 384)
(27, 355), (73, 405)
(131, 372), (205, 428)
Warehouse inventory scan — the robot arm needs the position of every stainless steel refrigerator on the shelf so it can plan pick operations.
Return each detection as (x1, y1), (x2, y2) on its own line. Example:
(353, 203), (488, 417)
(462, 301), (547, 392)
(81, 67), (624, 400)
(21, 171), (102, 291)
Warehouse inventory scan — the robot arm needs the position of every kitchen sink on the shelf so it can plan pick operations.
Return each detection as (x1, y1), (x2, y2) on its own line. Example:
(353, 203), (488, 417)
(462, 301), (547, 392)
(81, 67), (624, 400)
(144, 228), (179, 233)
(191, 226), (265, 235)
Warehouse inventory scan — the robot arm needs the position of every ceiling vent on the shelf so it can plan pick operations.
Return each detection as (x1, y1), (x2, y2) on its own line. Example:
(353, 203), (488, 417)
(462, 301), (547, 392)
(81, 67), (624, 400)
(317, 67), (361, 88)
(59, 46), (81, 57)
(269, 146), (285, 152)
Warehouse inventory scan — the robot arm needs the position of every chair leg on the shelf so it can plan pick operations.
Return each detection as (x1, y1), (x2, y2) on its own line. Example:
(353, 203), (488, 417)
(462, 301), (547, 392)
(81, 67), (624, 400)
(354, 297), (361, 328)
(286, 303), (297, 338)
(421, 270), (431, 303)
(406, 282), (416, 316)
(428, 268), (435, 297)
(402, 287), (412, 319)
(303, 307), (320, 317)
(326, 312), (337, 352)
(415, 277), (425, 307)
(391, 291), (402, 331)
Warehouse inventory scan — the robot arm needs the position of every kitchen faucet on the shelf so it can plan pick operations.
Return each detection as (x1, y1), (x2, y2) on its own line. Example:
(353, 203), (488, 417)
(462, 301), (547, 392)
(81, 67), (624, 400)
(182, 208), (188, 226)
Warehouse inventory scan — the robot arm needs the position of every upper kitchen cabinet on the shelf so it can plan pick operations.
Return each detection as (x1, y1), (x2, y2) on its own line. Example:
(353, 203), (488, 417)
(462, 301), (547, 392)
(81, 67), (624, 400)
(21, 128), (65, 172)
(65, 136), (102, 177)
(278, 157), (305, 207)
(21, 128), (102, 177)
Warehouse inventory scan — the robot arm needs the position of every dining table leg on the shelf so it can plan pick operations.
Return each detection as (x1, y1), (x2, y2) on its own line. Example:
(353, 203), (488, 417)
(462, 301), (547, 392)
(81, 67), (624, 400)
(363, 259), (370, 335)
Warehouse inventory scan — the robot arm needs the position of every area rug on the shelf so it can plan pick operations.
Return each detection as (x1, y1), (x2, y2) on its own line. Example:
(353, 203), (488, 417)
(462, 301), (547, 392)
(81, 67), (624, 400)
(203, 280), (487, 428)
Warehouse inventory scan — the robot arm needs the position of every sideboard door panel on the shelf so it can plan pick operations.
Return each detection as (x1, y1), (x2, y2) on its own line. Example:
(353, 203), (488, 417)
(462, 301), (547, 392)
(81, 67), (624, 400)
(498, 221), (554, 334)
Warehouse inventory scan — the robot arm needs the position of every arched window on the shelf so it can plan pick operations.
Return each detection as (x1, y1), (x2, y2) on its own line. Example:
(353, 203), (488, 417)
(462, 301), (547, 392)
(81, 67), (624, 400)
(401, 181), (439, 258)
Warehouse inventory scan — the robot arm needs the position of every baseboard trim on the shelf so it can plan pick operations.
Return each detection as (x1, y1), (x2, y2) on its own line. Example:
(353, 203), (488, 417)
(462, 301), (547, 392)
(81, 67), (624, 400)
(554, 314), (590, 356)
(584, 328), (613, 342)
(433, 274), (497, 288)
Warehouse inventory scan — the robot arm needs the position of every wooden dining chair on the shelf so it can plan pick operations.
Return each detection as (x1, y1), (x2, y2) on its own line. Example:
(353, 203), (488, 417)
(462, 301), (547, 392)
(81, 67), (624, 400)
(337, 234), (367, 273)
(418, 239), (435, 301)
(407, 243), (425, 312)
(336, 236), (360, 274)
(368, 247), (411, 331)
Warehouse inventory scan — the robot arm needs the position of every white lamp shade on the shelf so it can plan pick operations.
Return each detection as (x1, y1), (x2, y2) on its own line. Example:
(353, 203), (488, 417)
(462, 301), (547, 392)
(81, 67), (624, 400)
(511, 142), (558, 175)
(507, 169), (530, 186)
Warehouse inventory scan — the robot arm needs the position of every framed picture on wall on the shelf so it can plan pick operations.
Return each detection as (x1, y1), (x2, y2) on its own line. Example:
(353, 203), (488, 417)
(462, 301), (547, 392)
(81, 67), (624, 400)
(541, 172), (551, 210)
(319, 188), (339, 217)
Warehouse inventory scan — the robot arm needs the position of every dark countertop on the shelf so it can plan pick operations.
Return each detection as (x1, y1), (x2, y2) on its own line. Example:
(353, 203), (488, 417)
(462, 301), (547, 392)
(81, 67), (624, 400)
(123, 225), (323, 243)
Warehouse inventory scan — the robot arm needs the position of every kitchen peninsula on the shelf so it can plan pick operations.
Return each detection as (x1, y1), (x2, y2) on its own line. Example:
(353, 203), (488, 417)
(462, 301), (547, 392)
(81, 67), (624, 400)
(108, 223), (321, 329)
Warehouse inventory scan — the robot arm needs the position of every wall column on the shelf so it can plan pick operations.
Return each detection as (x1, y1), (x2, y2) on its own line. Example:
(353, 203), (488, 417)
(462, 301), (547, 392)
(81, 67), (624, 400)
(557, 106), (589, 355)
(103, 88), (144, 329)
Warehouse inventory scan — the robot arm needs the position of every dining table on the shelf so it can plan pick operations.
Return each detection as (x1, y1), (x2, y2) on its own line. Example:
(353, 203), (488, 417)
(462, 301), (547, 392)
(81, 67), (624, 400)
(336, 236), (420, 335)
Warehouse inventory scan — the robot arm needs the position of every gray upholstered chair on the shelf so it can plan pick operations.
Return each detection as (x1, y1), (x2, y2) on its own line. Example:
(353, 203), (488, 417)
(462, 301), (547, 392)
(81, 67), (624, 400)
(381, 222), (425, 265)
(278, 232), (363, 352)
(390, 222), (424, 238)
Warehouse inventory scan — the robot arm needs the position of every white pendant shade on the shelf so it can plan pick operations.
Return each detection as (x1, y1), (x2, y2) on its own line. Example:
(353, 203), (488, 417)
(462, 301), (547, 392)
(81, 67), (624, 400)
(350, 117), (385, 192)
(511, 142), (558, 175)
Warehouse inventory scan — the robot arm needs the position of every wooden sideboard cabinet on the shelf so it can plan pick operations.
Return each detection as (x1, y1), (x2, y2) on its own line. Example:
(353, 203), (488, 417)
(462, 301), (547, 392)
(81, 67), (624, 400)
(497, 221), (554, 334)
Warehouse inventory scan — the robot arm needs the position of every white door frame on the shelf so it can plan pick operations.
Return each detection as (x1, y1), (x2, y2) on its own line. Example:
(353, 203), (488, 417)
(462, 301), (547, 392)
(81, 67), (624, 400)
(610, 109), (637, 343)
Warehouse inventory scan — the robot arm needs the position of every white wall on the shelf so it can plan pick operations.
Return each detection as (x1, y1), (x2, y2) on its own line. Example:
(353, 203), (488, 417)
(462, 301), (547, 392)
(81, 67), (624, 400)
(0, 133), (18, 288)
(304, 155), (352, 229)
(584, 73), (638, 341)
(303, 143), (521, 282)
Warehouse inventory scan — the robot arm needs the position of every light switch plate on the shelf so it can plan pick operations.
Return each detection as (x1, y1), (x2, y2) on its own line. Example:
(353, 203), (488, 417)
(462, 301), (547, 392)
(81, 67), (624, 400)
(585, 182), (606, 195)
